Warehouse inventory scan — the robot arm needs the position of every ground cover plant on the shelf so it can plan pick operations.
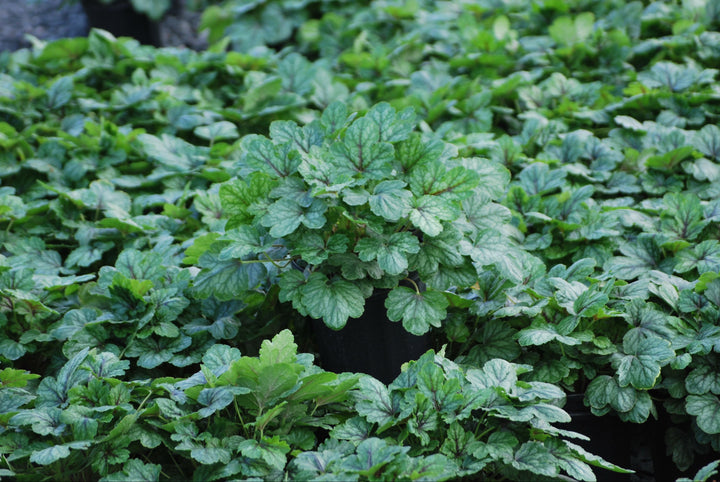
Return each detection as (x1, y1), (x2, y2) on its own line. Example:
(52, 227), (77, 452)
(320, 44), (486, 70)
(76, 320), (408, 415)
(1, 0), (720, 480)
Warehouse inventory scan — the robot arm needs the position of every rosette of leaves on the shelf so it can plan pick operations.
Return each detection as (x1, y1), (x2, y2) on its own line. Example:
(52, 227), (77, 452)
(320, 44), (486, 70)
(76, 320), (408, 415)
(197, 101), (516, 335)
(292, 350), (631, 481)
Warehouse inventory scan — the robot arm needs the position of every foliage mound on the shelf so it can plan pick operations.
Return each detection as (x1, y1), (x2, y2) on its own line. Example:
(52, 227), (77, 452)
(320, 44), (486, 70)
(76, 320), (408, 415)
(2, 0), (720, 480)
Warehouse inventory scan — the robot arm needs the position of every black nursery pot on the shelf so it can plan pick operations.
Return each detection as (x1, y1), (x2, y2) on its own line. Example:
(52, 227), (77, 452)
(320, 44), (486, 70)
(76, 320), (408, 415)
(81, 0), (161, 46)
(311, 290), (429, 384)
(561, 394), (657, 482)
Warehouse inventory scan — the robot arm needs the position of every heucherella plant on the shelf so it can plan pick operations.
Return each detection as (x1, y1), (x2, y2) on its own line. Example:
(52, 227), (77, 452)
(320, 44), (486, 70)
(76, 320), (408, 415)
(0, 331), (628, 481)
(191, 101), (534, 335)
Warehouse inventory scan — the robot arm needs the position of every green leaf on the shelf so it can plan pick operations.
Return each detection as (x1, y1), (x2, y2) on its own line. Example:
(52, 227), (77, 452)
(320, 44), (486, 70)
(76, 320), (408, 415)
(409, 163), (478, 201)
(386, 287), (449, 335)
(341, 437), (407, 476)
(45, 76), (73, 109)
(368, 181), (412, 221)
(301, 273), (365, 329)
(466, 319), (520, 365)
(0, 368), (39, 388)
(197, 387), (236, 418)
(238, 436), (291, 471)
(101, 458), (161, 482)
(355, 232), (420, 276)
(646, 146), (695, 171)
(220, 172), (276, 228)
(193, 248), (267, 301)
(686, 394), (720, 434)
(30, 441), (91, 465)
(261, 197), (327, 237)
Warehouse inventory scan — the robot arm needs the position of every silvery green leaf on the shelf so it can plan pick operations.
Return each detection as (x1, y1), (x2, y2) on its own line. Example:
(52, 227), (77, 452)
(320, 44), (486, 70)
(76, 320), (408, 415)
(270, 119), (324, 154)
(341, 437), (408, 474)
(261, 198), (327, 237)
(365, 102), (415, 143)
(616, 335), (674, 389)
(29, 441), (91, 466)
(197, 387), (236, 418)
(320, 101), (354, 136)
(466, 359), (518, 394)
(516, 163), (566, 196)
(368, 180), (412, 221)
(301, 273), (365, 330)
(517, 322), (582, 347)
(193, 249), (267, 301)
(241, 135), (300, 177)
(693, 124), (720, 160)
(686, 394), (720, 434)
(330, 117), (394, 179)
(409, 195), (457, 236)
(511, 441), (559, 477)
(385, 287), (448, 335)
(686, 364), (720, 396)
(355, 232), (420, 276)
(675, 240), (720, 274)
(355, 377), (399, 426)
(100, 459), (161, 482)
(194, 121), (239, 142)
(138, 133), (206, 171)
